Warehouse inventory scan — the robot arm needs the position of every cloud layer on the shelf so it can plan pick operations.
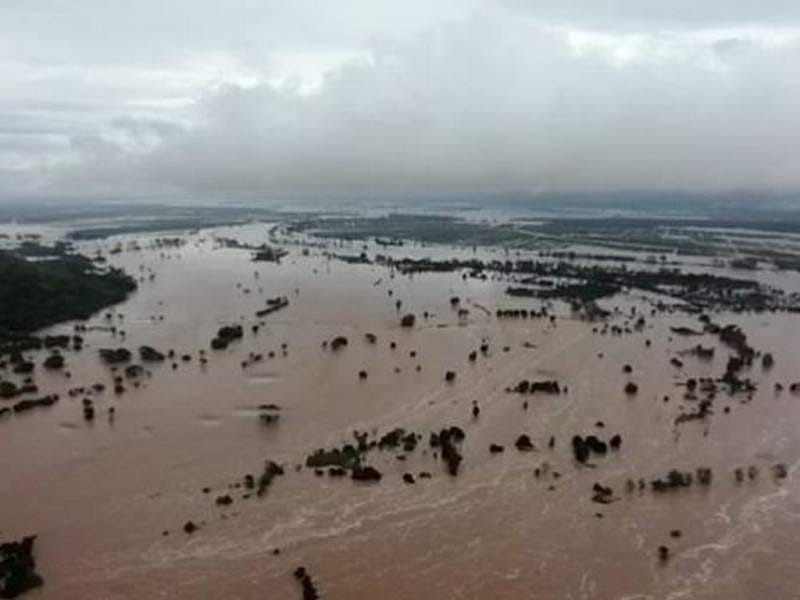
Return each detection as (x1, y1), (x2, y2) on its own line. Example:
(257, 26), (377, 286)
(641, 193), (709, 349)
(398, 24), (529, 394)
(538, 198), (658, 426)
(2, 1), (800, 201)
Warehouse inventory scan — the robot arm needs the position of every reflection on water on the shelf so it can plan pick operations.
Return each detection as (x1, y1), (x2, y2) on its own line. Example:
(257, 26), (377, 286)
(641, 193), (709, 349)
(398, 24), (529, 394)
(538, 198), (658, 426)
(1, 223), (800, 599)
(246, 374), (280, 386)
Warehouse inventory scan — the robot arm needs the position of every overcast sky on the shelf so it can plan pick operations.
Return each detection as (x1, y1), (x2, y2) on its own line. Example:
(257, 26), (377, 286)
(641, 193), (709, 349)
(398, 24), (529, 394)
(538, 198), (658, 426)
(1, 0), (800, 202)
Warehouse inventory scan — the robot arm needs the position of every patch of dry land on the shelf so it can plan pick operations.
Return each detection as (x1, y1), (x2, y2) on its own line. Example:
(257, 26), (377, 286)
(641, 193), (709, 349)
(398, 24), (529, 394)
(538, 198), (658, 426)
(3, 220), (800, 599)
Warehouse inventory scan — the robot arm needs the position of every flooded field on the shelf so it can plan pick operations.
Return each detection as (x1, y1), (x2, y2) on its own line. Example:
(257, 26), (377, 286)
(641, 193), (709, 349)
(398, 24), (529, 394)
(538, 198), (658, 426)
(3, 222), (800, 599)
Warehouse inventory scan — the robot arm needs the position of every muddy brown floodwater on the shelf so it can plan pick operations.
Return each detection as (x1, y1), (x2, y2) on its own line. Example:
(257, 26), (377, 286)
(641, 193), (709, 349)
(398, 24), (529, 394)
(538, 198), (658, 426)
(3, 224), (800, 599)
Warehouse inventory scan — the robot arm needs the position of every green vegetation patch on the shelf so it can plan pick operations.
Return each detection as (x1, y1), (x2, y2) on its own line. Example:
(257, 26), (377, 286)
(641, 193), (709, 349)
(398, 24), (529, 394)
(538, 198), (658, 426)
(0, 250), (136, 338)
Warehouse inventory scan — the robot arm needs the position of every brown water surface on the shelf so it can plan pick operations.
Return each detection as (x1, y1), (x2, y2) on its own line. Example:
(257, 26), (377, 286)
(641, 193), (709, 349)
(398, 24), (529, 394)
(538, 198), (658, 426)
(2, 226), (800, 599)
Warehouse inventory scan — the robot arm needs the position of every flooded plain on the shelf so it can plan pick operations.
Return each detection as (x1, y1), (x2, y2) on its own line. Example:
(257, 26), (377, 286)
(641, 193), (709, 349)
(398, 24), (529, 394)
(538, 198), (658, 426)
(3, 223), (800, 599)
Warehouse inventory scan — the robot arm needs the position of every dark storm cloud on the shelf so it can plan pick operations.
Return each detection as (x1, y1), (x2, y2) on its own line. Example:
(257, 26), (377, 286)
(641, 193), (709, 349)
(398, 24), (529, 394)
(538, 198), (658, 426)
(1, 1), (799, 200)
